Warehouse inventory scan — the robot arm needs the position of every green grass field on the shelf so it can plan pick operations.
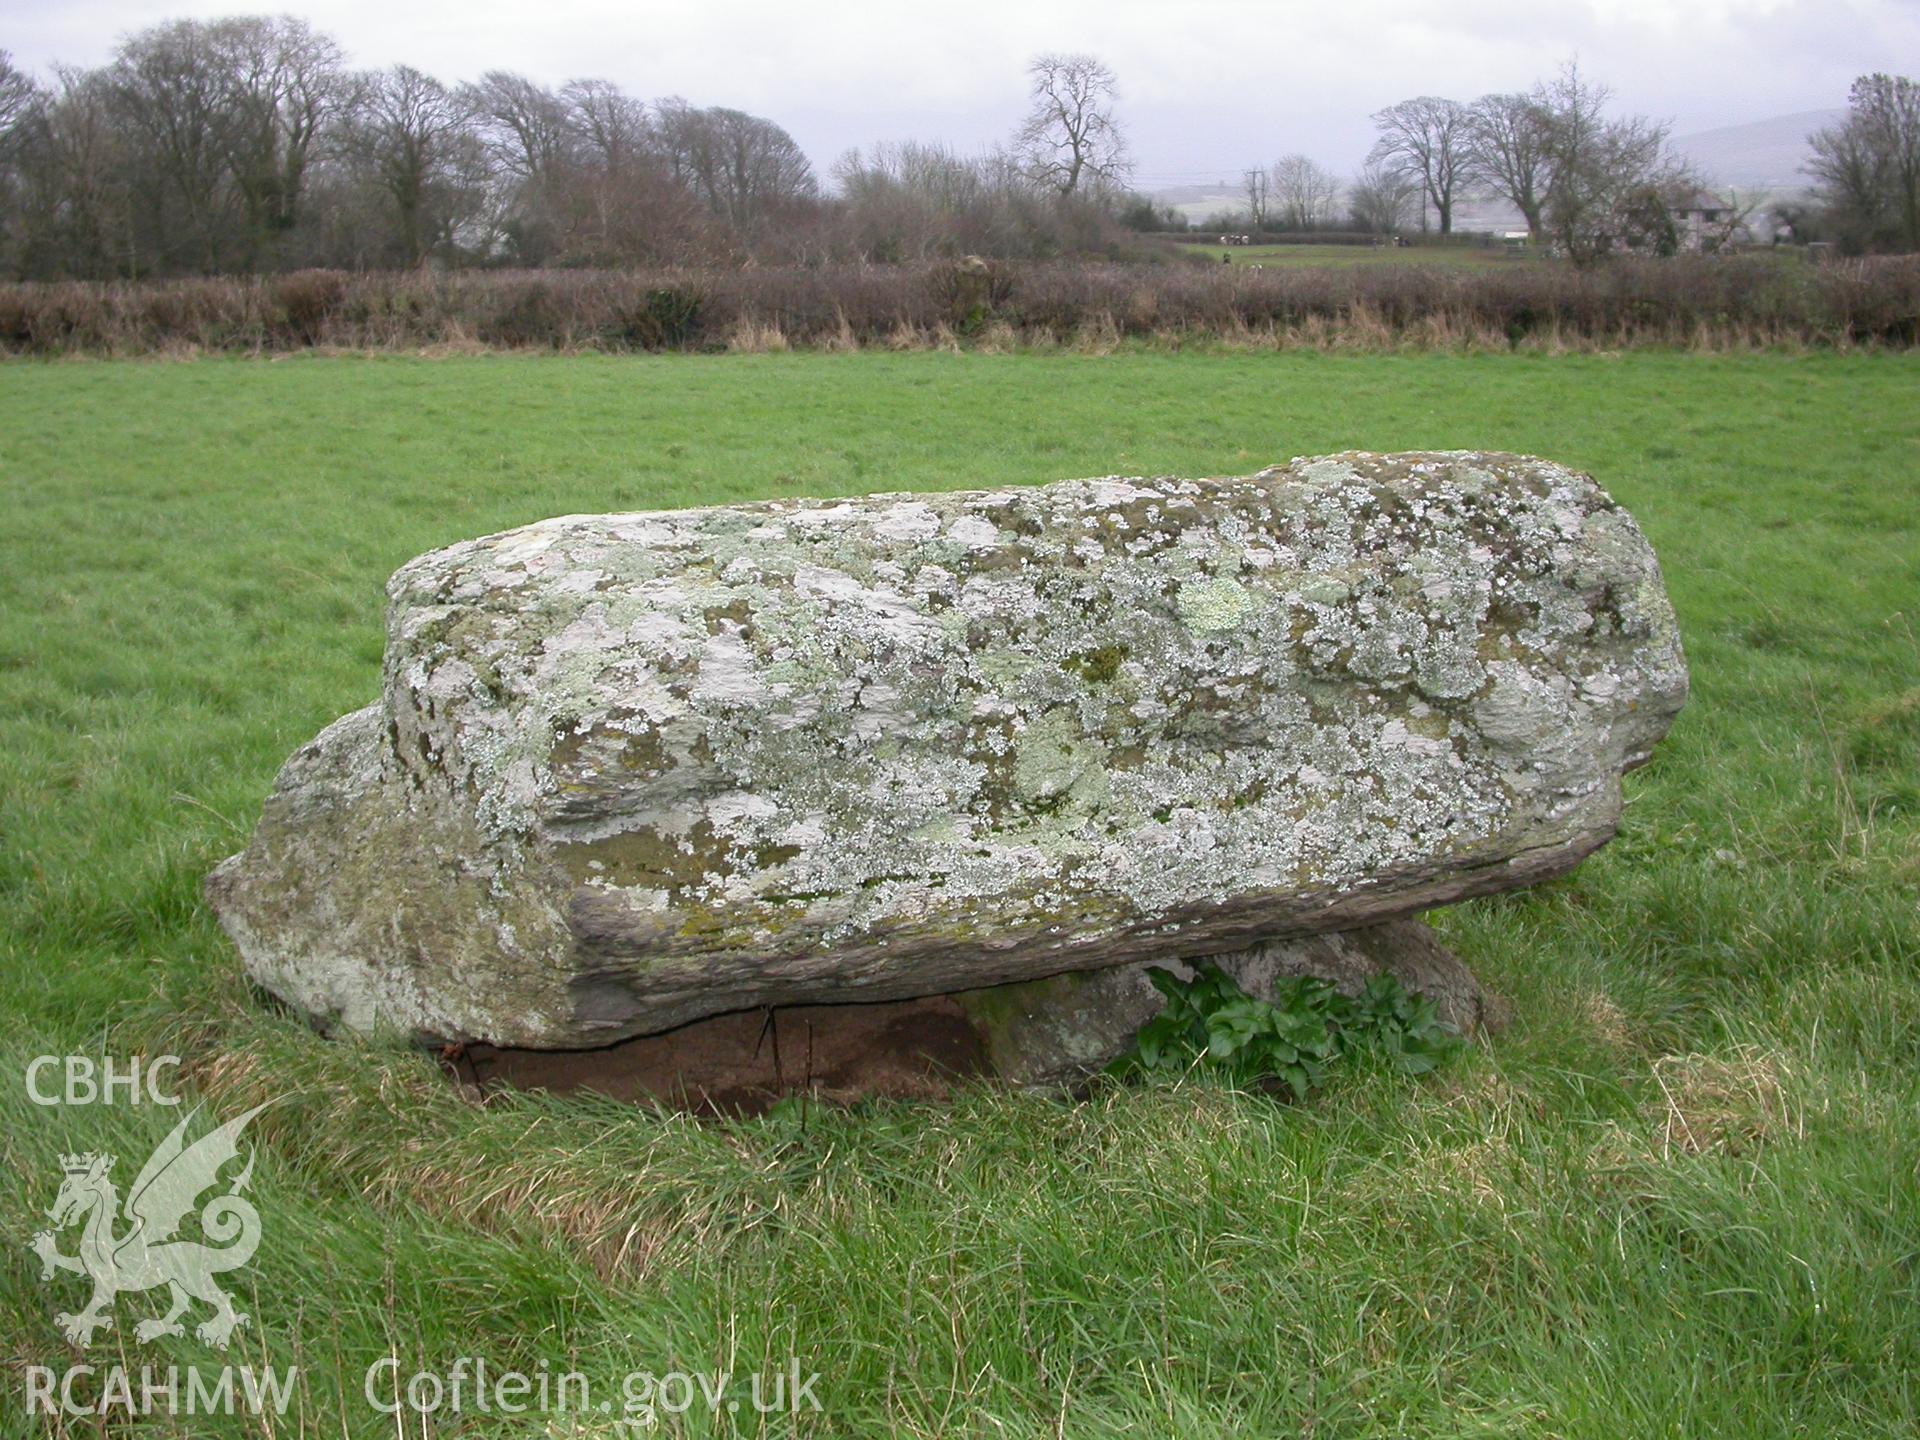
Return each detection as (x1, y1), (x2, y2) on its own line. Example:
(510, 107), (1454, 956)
(1170, 240), (1525, 268)
(2, 352), (1917, 1436)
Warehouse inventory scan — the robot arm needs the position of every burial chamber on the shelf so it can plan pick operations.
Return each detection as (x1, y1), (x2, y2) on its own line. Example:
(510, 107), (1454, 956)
(208, 451), (1687, 1094)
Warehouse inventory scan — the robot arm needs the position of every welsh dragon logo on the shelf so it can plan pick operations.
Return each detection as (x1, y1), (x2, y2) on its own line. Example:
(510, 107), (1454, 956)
(29, 1103), (270, 1349)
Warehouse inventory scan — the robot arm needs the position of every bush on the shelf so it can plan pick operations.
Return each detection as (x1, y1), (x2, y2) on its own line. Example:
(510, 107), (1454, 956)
(617, 285), (704, 350)
(269, 270), (348, 346)
(1112, 964), (1464, 1100)
(0, 254), (1914, 355)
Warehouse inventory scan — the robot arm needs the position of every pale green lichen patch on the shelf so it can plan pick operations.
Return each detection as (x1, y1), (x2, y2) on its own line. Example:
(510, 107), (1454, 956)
(1176, 576), (1257, 632)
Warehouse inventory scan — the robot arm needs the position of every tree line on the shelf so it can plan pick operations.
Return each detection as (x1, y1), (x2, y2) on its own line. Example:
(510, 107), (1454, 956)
(0, 24), (1139, 279)
(1362, 65), (1710, 261)
(1227, 65), (1920, 261)
(0, 18), (1912, 279)
(0, 17), (841, 277)
(1211, 65), (1719, 260)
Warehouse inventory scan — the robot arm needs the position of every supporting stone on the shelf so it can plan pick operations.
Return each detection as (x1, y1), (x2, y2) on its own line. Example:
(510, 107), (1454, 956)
(952, 916), (1491, 1089)
(450, 918), (1488, 1112)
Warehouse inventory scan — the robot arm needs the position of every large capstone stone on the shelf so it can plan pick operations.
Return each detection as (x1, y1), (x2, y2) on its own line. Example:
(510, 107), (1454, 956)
(207, 452), (1687, 1048)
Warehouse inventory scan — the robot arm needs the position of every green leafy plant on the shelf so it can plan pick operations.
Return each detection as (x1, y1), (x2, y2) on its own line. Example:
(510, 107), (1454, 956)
(1115, 964), (1463, 1099)
(1346, 973), (1462, 1077)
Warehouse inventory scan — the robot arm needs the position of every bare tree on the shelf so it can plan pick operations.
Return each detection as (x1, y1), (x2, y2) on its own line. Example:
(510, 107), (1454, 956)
(337, 65), (479, 266)
(562, 79), (648, 172)
(545, 79), (704, 264)
(462, 71), (572, 183)
(653, 100), (816, 236)
(1242, 166), (1268, 229)
(1368, 95), (1471, 233)
(1468, 91), (1552, 241)
(1533, 63), (1685, 263)
(836, 140), (988, 215)
(1348, 159), (1419, 234)
(108, 20), (243, 270)
(1270, 153), (1339, 230)
(835, 140), (990, 259)
(1852, 70), (1920, 249)
(459, 71), (578, 262)
(208, 17), (344, 265)
(14, 66), (135, 277)
(1807, 73), (1920, 252)
(0, 52), (31, 212)
(545, 80), (709, 264)
(1806, 110), (1888, 246)
(1014, 53), (1130, 196)
(1850, 71), (1920, 249)
(0, 51), (43, 274)
(0, 50), (35, 147)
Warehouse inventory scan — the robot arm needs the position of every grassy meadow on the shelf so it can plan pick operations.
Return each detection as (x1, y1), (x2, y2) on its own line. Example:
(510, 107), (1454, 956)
(1, 350), (1917, 1436)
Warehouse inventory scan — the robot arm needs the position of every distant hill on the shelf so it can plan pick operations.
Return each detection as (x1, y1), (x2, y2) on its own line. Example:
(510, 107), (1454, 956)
(1152, 184), (1249, 224)
(1672, 110), (1844, 190)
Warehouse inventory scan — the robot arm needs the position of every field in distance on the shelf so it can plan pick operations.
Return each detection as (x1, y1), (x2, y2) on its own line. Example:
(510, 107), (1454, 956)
(1168, 239), (1532, 267)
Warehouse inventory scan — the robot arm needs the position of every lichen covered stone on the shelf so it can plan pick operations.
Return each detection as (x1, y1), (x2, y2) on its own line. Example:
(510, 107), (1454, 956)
(207, 452), (1687, 1047)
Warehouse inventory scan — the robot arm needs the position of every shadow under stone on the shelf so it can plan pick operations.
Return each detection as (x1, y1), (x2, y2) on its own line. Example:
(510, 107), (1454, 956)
(434, 917), (1496, 1118)
(443, 995), (992, 1118)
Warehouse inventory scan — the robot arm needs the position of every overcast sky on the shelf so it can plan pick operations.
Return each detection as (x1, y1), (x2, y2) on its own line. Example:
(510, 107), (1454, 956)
(3, 0), (1909, 185)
